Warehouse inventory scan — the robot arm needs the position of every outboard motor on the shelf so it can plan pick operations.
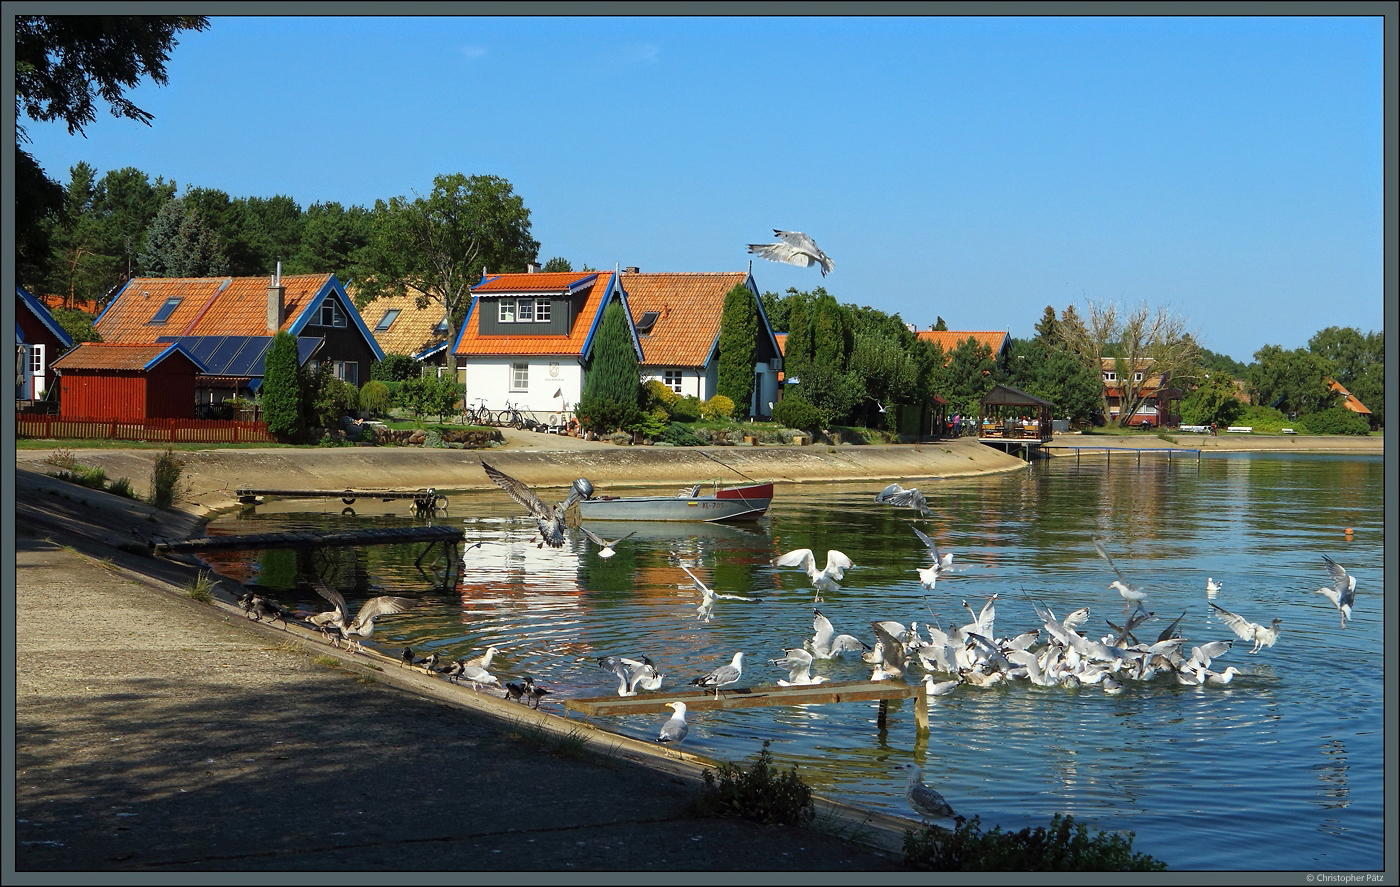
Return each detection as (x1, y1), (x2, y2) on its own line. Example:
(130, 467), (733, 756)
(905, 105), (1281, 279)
(571, 477), (595, 502)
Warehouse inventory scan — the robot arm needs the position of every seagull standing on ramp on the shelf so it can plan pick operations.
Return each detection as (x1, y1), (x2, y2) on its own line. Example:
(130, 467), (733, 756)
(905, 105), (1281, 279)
(307, 577), (414, 655)
(747, 230), (834, 276)
(903, 764), (959, 825)
(481, 461), (583, 548)
(657, 701), (689, 744)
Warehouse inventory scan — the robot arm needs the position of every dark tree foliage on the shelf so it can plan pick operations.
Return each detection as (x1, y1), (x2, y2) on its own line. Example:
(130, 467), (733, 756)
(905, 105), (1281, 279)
(716, 283), (758, 416)
(294, 202), (373, 283)
(1001, 337), (1101, 424)
(944, 337), (997, 417)
(1248, 344), (1335, 418)
(1309, 326), (1384, 425)
(542, 257), (573, 272)
(577, 299), (641, 433)
(262, 331), (303, 441)
(370, 354), (421, 382)
(1033, 305), (1059, 344)
(15, 148), (67, 287)
(50, 308), (101, 352)
(138, 197), (226, 277)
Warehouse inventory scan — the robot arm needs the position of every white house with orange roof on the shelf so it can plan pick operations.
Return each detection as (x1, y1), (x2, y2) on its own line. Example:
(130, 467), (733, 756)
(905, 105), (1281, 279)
(451, 268), (642, 417)
(619, 268), (784, 419)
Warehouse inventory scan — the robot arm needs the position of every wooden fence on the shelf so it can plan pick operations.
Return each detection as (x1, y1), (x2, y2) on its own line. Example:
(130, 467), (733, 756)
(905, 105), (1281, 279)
(15, 414), (274, 443)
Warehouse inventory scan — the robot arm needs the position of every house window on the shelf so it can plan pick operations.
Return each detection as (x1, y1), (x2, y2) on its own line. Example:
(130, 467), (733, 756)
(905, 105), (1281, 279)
(511, 362), (528, 391)
(1104, 371), (1116, 382)
(333, 360), (358, 386)
(1134, 372), (1144, 383)
(498, 299), (516, 323)
(518, 299), (534, 322)
(663, 370), (683, 393)
(534, 299), (551, 322)
(374, 309), (400, 332)
(319, 300), (347, 328)
(148, 297), (182, 324)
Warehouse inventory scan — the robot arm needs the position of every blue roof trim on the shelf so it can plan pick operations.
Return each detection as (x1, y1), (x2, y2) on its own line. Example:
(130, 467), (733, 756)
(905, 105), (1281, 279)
(143, 342), (207, 373)
(94, 279), (133, 325)
(287, 275), (384, 361)
(16, 286), (74, 347)
(449, 295), (478, 358)
(746, 271), (783, 359)
(580, 272), (643, 363)
(414, 340), (449, 362)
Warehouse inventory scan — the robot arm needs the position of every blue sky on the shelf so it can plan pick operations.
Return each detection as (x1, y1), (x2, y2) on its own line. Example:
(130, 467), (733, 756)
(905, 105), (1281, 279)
(19, 13), (1385, 364)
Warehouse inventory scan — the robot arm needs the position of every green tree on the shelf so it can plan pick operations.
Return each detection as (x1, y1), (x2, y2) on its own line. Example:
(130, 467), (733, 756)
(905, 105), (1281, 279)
(1002, 337), (1101, 425)
(541, 257), (573, 272)
(138, 197), (227, 277)
(262, 331), (303, 441)
(50, 308), (101, 352)
(356, 173), (541, 377)
(1309, 326), (1383, 426)
(1248, 344), (1335, 418)
(1033, 305), (1059, 344)
(931, 316), (947, 331)
(295, 202), (373, 282)
(782, 290), (858, 425)
(1177, 373), (1244, 428)
(716, 283), (758, 416)
(945, 336), (997, 417)
(577, 299), (640, 433)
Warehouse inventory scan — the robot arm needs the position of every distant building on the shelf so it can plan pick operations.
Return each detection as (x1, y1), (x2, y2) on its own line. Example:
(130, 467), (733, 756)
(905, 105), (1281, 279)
(16, 285), (74, 404)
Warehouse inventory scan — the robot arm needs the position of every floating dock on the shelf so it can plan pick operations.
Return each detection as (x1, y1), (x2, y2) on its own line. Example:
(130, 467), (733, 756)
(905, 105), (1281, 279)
(236, 487), (448, 509)
(143, 524), (464, 555)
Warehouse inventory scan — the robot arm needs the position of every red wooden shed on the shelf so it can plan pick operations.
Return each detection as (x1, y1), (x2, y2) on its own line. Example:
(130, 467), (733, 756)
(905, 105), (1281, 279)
(51, 343), (204, 420)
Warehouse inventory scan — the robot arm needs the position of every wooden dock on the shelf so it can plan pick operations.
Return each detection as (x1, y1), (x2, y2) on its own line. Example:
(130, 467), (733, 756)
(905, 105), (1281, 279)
(565, 679), (929, 733)
(236, 487), (448, 509)
(1046, 446), (1201, 465)
(144, 524), (464, 555)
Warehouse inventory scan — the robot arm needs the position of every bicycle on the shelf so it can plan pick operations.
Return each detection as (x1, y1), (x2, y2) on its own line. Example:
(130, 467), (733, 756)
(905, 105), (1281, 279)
(464, 398), (493, 427)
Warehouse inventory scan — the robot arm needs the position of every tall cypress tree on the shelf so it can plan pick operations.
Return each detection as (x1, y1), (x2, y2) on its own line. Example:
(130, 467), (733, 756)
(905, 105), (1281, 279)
(578, 298), (640, 431)
(716, 283), (758, 416)
(262, 331), (302, 441)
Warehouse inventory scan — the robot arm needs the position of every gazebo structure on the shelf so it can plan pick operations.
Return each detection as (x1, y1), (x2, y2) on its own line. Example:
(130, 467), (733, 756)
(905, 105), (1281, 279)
(977, 384), (1054, 456)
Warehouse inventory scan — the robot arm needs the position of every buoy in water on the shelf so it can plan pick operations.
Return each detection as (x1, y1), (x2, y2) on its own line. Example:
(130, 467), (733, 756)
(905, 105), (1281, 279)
(1344, 527), (1354, 538)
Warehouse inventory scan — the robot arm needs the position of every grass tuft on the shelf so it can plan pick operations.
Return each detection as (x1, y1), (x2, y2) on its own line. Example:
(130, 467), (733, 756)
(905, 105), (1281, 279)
(184, 570), (217, 603)
(692, 740), (814, 827)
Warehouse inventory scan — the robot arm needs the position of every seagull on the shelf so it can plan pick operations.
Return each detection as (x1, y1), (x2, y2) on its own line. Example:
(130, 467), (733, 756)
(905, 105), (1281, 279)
(1092, 537), (1149, 608)
(1206, 577), (1223, 598)
(1316, 555), (1357, 628)
(771, 647), (826, 686)
(689, 651), (744, 698)
(747, 230), (834, 276)
(924, 676), (960, 697)
(680, 564), (760, 622)
(903, 764), (958, 825)
(307, 577), (414, 655)
(657, 701), (689, 744)
(875, 483), (929, 515)
(1209, 601), (1280, 654)
(598, 655), (664, 696)
(481, 461), (584, 548)
(462, 645), (500, 670)
(809, 608), (871, 659)
(460, 662), (500, 690)
(774, 548), (854, 602)
(866, 621), (907, 677)
(579, 526), (636, 559)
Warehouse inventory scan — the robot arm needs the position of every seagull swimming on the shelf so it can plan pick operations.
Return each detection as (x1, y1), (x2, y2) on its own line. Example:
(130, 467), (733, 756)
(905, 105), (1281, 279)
(1206, 577), (1223, 598)
(690, 651), (744, 698)
(481, 461), (584, 548)
(579, 526), (636, 559)
(1209, 600), (1280, 654)
(747, 230), (834, 276)
(771, 647), (826, 686)
(903, 764), (958, 825)
(307, 577), (414, 655)
(775, 548), (854, 602)
(1093, 537), (1149, 608)
(1316, 555), (1357, 628)
(657, 701), (689, 744)
(809, 608), (871, 659)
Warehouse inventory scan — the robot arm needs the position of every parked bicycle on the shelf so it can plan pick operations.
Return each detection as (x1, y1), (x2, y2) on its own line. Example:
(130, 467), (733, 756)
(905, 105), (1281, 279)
(464, 398), (493, 427)
(497, 400), (541, 431)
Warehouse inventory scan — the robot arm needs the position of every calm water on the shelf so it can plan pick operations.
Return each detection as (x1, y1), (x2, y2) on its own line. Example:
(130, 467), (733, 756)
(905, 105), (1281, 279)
(202, 452), (1385, 871)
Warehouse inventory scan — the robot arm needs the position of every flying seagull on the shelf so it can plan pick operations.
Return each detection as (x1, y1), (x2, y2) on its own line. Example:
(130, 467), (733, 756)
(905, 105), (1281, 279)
(774, 548), (854, 602)
(1209, 600), (1280, 654)
(1092, 537), (1149, 608)
(747, 230), (834, 276)
(481, 461), (584, 548)
(579, 526), (636, 559)
(1316, 555), (1357, 628)
(680, 564), (760, 622)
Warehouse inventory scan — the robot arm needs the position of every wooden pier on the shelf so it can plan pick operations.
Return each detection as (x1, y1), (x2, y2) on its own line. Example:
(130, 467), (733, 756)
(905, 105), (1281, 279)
(1046, 446), (1201, 465)
(565, 679), (929, 734)
(236, 487), (448, 510)
(143, 524), (464, 555)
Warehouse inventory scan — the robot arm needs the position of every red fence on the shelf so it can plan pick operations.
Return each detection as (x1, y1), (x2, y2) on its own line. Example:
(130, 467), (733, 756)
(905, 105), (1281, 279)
(15, 414), (275, 443)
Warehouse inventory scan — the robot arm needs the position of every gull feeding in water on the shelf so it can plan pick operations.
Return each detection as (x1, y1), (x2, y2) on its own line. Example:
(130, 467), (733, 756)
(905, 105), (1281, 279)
(1092, 537), (1149, 609)
(1206, 577), (1223, 598)
(747, 230), (834, 276)
(774, 548), (855, 602)
(770, 647), (827, 686)
(809, 608), (871, 660)
(656, 701), (689, 744)
(1316, 554), (1357, 628)
(1209, 600), (1280, 654)
(597, 655), (664, 696)
(689, 651), (744, 698)
(578, 526), (636, 559)
(481, 462), (586, 548)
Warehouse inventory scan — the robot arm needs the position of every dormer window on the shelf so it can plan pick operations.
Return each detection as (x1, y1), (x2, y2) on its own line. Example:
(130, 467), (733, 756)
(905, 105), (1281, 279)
(497, 298), (552, 323)
(374, 309), (400, 332)
(148, 297), (182, 324)
(319, 299), (346, 328)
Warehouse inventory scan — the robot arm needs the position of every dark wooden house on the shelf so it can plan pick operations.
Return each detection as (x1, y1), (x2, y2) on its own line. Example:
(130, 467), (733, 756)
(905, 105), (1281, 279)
(16, 285), (74, 405)
(51, 343), (204, 420)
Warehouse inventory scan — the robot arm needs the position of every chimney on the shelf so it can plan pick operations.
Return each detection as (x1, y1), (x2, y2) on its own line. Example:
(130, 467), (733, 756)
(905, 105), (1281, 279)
(624, 266), (639, 274)
(267, 261), (285, 331)
(527, 261), (541, 273)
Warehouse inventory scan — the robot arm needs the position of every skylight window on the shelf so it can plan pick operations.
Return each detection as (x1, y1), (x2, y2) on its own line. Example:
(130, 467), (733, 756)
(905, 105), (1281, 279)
(148, 297), (182, 324)
(635, 311), (660, 334)
(374, 309), (400, 332)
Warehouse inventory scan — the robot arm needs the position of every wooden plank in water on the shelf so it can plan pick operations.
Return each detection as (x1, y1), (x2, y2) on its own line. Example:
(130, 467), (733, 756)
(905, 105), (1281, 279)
(565, 679), (929, 732)
(151, 524), (463, 553)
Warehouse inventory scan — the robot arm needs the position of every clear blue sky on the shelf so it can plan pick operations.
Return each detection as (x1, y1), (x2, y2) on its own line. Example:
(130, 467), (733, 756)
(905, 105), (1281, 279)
(19, 13), (1386, 365)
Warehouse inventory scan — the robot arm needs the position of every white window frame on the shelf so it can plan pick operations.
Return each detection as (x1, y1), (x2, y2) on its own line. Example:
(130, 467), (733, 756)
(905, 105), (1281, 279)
(510, 362), (529, 391)
(1104, 371), (1116, 382)
(517, 299), (534, 322)
(29, 343), (45, 376)
(663, 370), (683, 393)
(1134, 372), (1144, 383)
(534, 299), (551, 322)
(374, 309), (399, 332)
(332, 360), (358, 386)
(498, 299), (516, 323)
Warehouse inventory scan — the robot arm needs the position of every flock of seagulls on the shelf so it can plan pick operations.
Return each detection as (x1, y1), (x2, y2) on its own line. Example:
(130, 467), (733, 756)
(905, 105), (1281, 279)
(241, 463), (1364, 829)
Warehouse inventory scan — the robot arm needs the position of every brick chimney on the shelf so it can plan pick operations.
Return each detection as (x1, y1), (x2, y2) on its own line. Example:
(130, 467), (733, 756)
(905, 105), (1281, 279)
(267, 261), (285, 331)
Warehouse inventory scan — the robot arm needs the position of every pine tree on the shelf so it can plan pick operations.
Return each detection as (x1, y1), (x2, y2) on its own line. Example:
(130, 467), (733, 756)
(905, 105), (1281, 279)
(716, 283), (758, 416)
(577, 298), (640, 432)
(138, 198), (226, 277)
(262, 331), (303, 441)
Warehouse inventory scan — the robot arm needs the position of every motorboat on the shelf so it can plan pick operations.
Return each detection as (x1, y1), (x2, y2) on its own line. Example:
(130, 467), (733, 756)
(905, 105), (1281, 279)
(572, 477), (772, 522)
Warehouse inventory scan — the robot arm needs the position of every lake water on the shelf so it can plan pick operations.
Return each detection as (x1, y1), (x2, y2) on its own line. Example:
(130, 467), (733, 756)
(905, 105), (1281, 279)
(200, 451), (1385, 871)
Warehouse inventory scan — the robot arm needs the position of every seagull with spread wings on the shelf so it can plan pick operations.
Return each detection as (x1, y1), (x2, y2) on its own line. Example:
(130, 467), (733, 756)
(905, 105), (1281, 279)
(578, 526), (636, 559)
(307, 576), (414, 655)
(747, 230), (834, 276)
(680, 564), (760, 622)
(1093, 537), (1149, 609)
(774, 547), (855, 602)
(1209, 600), (1280, 654)
(1316, 555), (1357, 628)
(481, 461), (584, 548)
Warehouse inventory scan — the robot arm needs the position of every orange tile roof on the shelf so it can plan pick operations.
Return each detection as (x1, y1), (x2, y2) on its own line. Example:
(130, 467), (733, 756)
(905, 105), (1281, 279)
(1328, 379), (1372, 415)
(51, 343), (194, 371)
(453, 271), (617, 358)
(620, 271), (751, 367)
(357, 287), (449, 359)
(94, 275), (333, 343)
(915, 330), (1010, 356)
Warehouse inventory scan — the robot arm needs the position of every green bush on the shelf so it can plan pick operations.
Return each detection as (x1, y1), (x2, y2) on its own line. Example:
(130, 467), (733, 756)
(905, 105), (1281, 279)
(148, 448), (186, 509)
(359, 380), (391, 416)
(903, 814), (1166, 872)
(371, 353), (420, 382)
(262, 331), (303, 441)
(771, 394), (823, 431)
(309, 372), (360, 430)
(626, 407), (670, 440)
(693, 741), (814, 827)
(1232, 405), (1291, 432)
(643, 379), (680, 413)
(701, 394), (736, 421)
(670, 395), (702, 422)
(658, 422), (706, 446)
(576, 395), (640, 435)
(106, 476), (136, 499)
(1298, 406), (1370, 435)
